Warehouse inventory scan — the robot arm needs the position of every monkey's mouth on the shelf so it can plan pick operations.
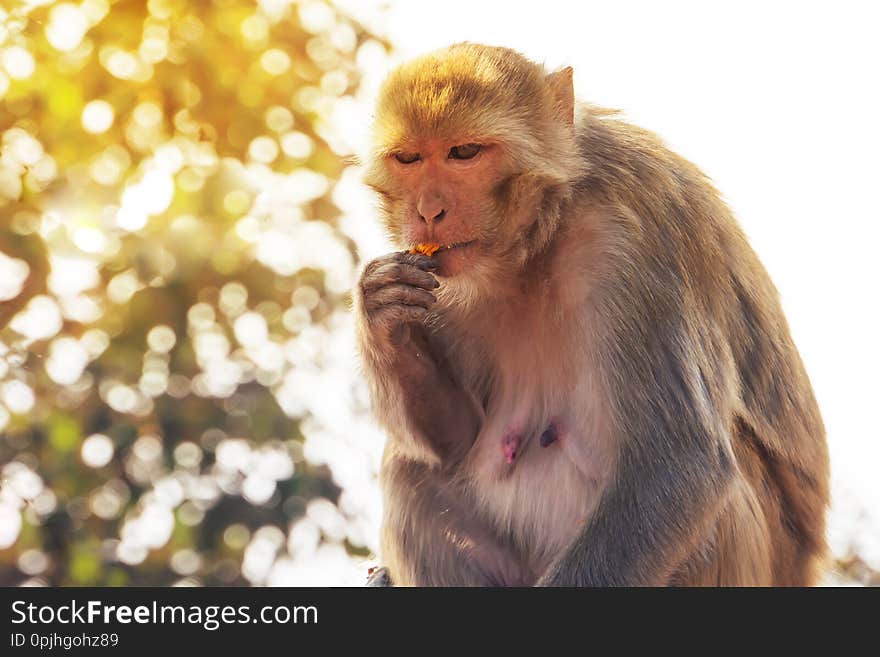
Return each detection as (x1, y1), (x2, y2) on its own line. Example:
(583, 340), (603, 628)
(438, 240), (476, 252)
(409, 240), (477, 256)
(428, 240), (477, 277)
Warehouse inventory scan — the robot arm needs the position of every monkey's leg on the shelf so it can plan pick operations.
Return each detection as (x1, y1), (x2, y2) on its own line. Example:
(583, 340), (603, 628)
(667, 475), (773, 586)
(380, 454), (533, 587)
(669, 418), (828, 586)
(537, 435), (735, 586)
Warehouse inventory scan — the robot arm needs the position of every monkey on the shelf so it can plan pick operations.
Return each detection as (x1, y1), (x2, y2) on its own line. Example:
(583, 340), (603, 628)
(354, 43), (830, 586)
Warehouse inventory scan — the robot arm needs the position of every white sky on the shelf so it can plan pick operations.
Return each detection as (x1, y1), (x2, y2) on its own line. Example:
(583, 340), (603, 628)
(342, 0), (880, 513)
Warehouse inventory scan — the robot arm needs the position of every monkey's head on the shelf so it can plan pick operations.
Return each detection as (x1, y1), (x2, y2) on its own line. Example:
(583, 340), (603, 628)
(364, 43), (583, 294)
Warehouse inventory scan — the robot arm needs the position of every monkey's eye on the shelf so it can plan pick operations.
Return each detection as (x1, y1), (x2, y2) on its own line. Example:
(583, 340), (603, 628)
(448, 143), (482, 160)
(394, 151), (421, 164)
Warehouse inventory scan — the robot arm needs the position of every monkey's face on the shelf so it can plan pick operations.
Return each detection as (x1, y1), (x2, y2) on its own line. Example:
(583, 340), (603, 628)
(364, 44), (582, 288)
(372, 137), (512, 278)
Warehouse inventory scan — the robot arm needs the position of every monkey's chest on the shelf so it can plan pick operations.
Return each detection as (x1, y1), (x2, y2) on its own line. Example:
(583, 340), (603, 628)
(444, 312), (612, 574)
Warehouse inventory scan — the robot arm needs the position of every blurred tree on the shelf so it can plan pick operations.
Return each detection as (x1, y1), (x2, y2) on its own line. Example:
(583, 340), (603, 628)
(0, 0), (389, 585)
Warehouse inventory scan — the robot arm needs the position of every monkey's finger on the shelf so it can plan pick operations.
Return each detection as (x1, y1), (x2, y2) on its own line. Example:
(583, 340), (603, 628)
(361, 262), (439, 293)
(365, 284), (436, 312)
(364, 251), (436, 275)
(393, 251), (438, 271)
(372, 304), (429, 327)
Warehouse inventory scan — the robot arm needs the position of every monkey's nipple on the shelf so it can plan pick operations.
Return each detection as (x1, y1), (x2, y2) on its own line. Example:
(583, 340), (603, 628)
(501, 432), (521, 465)
(540, 423), (559, 448)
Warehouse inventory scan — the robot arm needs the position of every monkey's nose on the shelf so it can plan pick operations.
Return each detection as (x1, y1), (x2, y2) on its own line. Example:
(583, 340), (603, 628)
(418, 208), (446, 224)
(417, 196), (446, 224)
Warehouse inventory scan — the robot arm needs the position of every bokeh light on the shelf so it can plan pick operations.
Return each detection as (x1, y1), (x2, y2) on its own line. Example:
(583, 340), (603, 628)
(81, 434), (114, 468)
(81, 100), (115, 134)
(0, 0), (390, 586)
(2, 46), (35, 79)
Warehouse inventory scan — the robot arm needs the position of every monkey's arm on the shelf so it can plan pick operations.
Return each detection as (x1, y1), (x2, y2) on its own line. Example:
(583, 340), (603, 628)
(539, 321), (736, 586)
(380, 452), (533, 586)
(356, 252), (482, 463)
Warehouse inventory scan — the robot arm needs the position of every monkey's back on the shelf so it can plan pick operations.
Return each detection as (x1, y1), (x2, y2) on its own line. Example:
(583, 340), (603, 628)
(576, 107), (830, 584)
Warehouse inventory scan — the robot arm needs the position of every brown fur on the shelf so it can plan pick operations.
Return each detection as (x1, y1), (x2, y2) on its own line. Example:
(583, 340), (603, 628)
(355, 43), (829, 586)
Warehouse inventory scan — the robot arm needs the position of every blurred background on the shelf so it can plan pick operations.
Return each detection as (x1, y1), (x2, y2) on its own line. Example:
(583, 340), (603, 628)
(0, 0), (877, 586)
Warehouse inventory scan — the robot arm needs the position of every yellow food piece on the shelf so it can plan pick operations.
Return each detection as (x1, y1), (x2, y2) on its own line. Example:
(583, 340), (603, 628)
(410, 243), (441, 256)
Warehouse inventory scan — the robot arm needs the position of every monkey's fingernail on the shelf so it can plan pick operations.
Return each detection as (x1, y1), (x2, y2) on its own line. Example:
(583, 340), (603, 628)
(540, 424), (558, 448)
(431, 279), (440, 288)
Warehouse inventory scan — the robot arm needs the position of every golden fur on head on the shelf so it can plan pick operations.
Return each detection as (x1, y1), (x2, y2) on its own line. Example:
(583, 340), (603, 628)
(367, 42), (582, 193)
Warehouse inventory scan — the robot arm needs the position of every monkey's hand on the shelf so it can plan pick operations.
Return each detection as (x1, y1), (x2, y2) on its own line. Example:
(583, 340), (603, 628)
(356, 251), (481, 463)
(365, 566), (393, 587)
(358, 251), (440, 356)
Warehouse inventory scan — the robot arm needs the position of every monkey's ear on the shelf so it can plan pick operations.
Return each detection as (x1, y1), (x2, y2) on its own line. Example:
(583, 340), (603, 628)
(546, 66), (574, 127)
